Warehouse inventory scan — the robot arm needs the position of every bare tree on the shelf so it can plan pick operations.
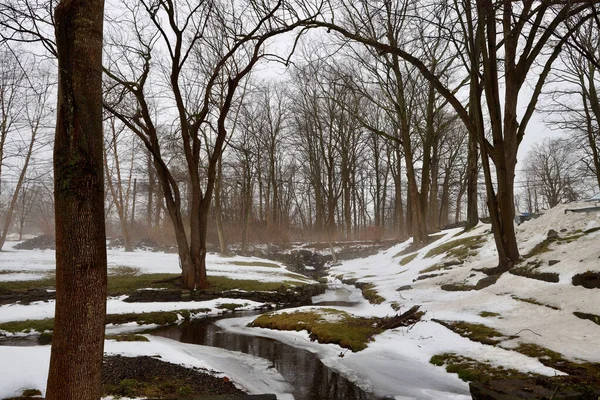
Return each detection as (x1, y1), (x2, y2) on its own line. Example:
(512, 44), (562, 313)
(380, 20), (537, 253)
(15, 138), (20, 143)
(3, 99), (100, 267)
(103, 1), (321, 289)
(546, 18), (600, 191)
(304, 0), (599, 271)
(524, 138), (582, 208)
(0, 52), (52, 250)
(103, 115), (137, 251)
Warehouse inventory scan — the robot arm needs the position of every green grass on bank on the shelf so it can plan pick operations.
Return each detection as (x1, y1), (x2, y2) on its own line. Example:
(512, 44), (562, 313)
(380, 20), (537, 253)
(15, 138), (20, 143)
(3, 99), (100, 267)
(0, 272), (310, 296)
(250, 308), (383, 352)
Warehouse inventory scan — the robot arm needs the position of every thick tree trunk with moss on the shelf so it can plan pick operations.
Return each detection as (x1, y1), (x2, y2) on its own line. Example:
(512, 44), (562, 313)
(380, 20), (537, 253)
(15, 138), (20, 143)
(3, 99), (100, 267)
(46, 0), (107, 399)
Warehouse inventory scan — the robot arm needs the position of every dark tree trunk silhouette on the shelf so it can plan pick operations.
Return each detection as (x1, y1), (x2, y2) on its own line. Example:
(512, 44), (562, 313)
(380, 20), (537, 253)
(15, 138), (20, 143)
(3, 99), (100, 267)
(46, 0), (107, 398)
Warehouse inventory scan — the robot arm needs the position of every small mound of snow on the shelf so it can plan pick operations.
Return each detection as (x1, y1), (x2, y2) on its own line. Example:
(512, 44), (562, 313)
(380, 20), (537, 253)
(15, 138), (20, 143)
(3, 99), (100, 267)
(585, 220), (600, 232)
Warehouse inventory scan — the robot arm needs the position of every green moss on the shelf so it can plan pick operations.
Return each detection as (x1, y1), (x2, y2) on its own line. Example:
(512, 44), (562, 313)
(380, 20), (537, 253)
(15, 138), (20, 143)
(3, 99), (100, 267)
(232, 261), (280, 268)
(250, 309), (381, 352)
(512, 342), (563, 362)
(562, 232), (585, 243)
(0, 273), (308, 297)
(390, 302), (401, 311)
(0, 318), (54, 333)
(360, 283), (385, 304)
(38, 331), (53, 345)
(433, 320), (508, 345)
(216, 303), (247, 311)
(394, 234), (446, 258)
(574, 311), (600, 326)
(479, 311), (500, 318)
(424, 236), (483, 259)
(524, 239), (554, 258)
(106, 334), (150, 342)
(430, 353), (529, 383)
(399, 253), (418, 266)
(108, 265), (141, 276)
(511, 342), (600, 377)
(419, 263), (455, 274)
(0, 277), (56, 292)
(1, 308), (212, 335)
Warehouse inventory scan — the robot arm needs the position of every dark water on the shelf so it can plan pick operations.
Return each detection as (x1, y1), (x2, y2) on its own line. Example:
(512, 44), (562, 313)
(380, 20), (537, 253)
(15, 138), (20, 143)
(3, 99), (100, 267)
(151, 311), (386, 400)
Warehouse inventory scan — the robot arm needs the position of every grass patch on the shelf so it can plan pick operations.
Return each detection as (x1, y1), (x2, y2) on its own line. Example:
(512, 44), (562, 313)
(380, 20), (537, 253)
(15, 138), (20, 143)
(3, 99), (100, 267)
(432, 345), (600, 395)
(509, 266), (559, 283)
(512, 342), (600, 378)
(108, 265), (141, 276)
(440, 283), (476, 292)
(0, 309), (212, 334)
(232, 261), (280, 268)
(524, 238), (554, 258)
(216, 303), (247, 311)
(433, 320), (510, 345)
(399, 253), (417, 266)
(106, 334), (150, 342)
(424, 235), (483, 260)
(419, 262), (460, 274)
(479, 311), (500, 318)
(0, 318), (54, 333)
(393, 234), (446, 258)
(0, 277), (56, 292)
(430, 353), (528, 383)
(38, 331), (53, 345)
(574, 311), (600, 326)
(250, 309), (382, 352)
(359, 283), (385, 304)
(512, 295), (560, 310)
(0, 273), (308, 297)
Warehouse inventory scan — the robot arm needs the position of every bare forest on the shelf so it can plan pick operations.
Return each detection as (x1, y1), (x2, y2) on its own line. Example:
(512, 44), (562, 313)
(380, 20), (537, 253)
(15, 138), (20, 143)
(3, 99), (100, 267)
(0, 0), (599, 282)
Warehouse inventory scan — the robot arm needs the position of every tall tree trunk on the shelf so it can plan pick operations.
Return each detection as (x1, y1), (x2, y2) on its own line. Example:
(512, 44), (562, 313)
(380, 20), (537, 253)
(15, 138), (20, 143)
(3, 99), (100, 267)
(146, 154), (154, 228)
(46, 0), (107, 398)
(465, 135), (479, 229)
(214, 157), (228, 254)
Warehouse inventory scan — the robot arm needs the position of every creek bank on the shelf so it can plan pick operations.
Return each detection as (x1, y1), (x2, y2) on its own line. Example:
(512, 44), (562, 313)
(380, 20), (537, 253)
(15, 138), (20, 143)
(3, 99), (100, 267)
(247, 241), (400, 276)
(0, 283), (325, 307)
(124, 282), (325, 306)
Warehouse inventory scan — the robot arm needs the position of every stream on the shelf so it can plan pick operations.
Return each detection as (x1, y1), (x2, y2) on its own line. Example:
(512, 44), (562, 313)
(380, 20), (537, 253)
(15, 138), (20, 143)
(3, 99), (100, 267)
(151, 285), (389, 400)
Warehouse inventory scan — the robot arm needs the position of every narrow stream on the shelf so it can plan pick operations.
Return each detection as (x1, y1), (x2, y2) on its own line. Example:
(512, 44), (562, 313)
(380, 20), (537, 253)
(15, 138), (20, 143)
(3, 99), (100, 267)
(151, 287), (389, 400)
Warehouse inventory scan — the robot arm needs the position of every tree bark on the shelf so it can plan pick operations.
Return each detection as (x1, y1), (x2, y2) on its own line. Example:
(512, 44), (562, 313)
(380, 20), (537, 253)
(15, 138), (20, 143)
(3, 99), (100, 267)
(46, 0), (107, 398)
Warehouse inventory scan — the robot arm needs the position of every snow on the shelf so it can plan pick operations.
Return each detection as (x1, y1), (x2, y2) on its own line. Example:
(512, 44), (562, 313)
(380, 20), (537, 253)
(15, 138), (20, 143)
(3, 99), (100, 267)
(1, 202), (599, 399)
(0, 241), (313, 285)
(0, 337), (295, 400)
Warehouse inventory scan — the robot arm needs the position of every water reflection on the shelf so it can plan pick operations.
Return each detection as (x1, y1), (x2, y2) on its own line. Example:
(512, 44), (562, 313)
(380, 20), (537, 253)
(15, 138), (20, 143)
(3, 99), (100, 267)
(152, 314), (385, 400)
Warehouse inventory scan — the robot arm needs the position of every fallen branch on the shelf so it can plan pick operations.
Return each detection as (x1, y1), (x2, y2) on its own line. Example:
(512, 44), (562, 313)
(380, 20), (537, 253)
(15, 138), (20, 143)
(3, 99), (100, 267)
(377, 305), (422, 330)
